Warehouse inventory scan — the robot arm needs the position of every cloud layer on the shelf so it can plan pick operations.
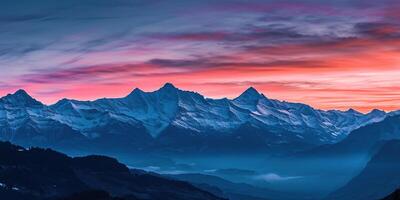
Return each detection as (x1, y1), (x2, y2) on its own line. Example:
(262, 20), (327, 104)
(254, 173), (303, 182)
(0, 0), (399, 112)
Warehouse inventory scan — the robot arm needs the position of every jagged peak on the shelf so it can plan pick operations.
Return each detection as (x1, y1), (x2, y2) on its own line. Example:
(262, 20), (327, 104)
(235, 86), (263, 101)
(157, 83), (181, 94)
(127, 88), (144, 97)
(345, 108), (361, 114)
(5, 89), (33, 99)
(2, 89), (42, 106)
(160, 82), (177, 90)
(52, 98), (73, 106)
(368, 109), (386, 115)
(12, 89), (33, 98)
(50, 98), (74, 110)
(14, 89), (29, 95)
(132, 88), (144, 93)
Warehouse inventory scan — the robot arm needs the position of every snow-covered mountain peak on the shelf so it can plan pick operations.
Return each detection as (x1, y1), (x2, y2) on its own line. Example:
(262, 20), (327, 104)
(9, 89), (33, 100)
(232, 87), (264, 110)
(14, 89), (30, 96)
(235, 87), (262, 101)
(345, 108), (362, 115)
(51, 98), (78, 109)
(2, 89), (42, 106)
(368, 109), (386, 115)
(127, 88), (144, 97)
(160, 82), (178, 91)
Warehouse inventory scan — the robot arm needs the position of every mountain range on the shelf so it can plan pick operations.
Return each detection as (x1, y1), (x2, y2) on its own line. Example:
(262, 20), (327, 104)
(0, 83), (388, 153)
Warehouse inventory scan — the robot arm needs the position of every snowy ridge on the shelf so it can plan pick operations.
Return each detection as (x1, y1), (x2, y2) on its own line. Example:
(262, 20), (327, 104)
(0, 83), (388, 145)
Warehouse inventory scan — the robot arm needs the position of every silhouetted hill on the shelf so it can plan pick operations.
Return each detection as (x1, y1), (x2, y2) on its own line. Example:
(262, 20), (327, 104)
(59, 190), (126, 200)
(383, 189), (400, 200)
(0, 141), (224, 200)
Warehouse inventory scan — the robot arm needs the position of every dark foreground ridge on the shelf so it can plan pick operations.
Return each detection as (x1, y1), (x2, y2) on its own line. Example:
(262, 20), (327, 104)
(383, 189), (400, 200)
(0, 141), (225, 200)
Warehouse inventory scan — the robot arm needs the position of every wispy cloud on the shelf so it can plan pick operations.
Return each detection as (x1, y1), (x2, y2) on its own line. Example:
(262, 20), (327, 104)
(254, 173), (303, 182)
(0, 0), (399, 112)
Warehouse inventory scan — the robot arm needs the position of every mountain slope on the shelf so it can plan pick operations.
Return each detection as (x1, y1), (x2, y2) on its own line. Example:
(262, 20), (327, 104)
(0, 141), (224, 200)
(327, 140), (400, 200)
